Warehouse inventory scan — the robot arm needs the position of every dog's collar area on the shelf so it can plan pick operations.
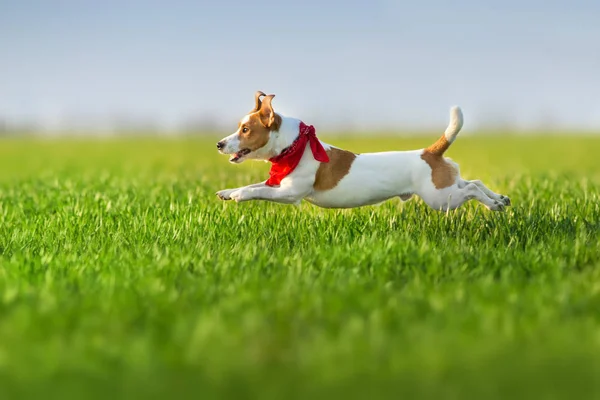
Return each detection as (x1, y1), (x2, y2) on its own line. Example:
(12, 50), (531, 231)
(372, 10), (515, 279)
(265, 122), (329, 186)
(274, 135), (300, 160)
(271, 122), (313, 161)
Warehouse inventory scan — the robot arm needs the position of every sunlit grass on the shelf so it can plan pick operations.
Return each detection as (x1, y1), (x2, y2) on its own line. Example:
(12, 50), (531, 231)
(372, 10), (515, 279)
(0, 134), (599, 399)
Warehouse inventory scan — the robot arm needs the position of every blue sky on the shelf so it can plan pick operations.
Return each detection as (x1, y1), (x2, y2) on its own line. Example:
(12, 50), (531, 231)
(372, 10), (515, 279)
(1, 0), (599, 131)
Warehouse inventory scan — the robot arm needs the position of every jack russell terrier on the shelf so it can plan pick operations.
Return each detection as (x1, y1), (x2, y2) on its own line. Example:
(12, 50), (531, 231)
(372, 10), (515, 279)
(216, 91), (510, 211)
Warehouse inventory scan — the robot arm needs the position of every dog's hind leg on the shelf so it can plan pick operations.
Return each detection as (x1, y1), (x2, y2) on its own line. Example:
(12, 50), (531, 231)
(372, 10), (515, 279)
(463, 179), (511, 206)
(448, 183), (505, 211)
(421, 183), (505, 211)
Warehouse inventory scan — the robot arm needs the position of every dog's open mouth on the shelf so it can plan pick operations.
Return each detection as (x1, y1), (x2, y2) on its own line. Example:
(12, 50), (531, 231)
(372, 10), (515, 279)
(229, 148), (251, 163)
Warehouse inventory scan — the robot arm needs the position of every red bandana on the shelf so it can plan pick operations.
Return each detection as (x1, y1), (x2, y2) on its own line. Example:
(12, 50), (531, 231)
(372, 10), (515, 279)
(265, 122), (329, 186)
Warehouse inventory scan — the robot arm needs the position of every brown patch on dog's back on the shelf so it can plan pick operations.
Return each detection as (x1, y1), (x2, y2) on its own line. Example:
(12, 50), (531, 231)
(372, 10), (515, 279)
(314, 148), (356, 191)
(421, 150), (457, 189)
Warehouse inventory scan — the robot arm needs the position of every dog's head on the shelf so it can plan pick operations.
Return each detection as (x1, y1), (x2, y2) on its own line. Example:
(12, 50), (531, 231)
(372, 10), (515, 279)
(217, 91), (282, 163)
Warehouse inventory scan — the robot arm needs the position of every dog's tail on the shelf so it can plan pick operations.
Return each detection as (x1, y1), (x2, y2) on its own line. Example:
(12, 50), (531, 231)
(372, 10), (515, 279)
(425, 106), (463, 156)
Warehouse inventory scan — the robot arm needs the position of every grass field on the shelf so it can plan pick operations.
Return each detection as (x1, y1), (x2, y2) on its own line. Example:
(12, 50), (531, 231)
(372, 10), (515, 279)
(0, 133), (600, 399)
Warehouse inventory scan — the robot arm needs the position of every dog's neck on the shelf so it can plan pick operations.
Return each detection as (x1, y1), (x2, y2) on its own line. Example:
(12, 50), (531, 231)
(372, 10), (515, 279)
(261, 114), (301, 160)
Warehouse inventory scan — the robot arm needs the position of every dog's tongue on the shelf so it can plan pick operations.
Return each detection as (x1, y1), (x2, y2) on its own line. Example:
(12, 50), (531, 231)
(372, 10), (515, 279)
(230, 149), (250, 162)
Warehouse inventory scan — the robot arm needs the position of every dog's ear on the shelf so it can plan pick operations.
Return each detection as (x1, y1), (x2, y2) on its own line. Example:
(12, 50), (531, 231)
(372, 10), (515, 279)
(258, 94), (279, 129)
(253, 91), (266, 112)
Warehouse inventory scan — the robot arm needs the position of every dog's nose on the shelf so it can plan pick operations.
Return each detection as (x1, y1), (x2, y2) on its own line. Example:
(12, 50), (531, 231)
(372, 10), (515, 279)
(216, 141), (225, 150)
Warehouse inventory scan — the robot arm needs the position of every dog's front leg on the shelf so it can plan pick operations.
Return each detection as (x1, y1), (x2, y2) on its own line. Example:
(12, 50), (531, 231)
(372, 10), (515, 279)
(216, 182), (267, 201)
(229, 185), (307, 205)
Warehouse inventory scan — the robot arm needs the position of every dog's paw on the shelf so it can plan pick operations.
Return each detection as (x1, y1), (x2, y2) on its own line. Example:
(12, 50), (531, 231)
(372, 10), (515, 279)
(488, 200), (506, 212)
(229, 189), (247, 203)
(500, 195), (511, 206)
(216, 189), (235, 201)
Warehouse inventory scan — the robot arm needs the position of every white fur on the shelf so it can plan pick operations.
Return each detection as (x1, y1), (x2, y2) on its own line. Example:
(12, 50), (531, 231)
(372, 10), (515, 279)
(445, 106), (463, 143)
(305, 150), (422, 208)
(217, 106), (510, 211)
(221, 131), (241, 156)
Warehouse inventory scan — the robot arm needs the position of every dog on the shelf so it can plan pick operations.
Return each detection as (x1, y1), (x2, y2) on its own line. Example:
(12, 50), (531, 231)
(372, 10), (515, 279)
(216, 91), (510, 211)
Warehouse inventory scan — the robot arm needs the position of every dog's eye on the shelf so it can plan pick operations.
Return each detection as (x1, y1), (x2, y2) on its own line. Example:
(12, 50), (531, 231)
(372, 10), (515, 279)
(242, 127), (249, 133)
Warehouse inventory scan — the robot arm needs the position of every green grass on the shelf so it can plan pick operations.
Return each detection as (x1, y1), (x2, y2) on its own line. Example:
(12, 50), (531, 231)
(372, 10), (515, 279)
(0, 134), (600, 399)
